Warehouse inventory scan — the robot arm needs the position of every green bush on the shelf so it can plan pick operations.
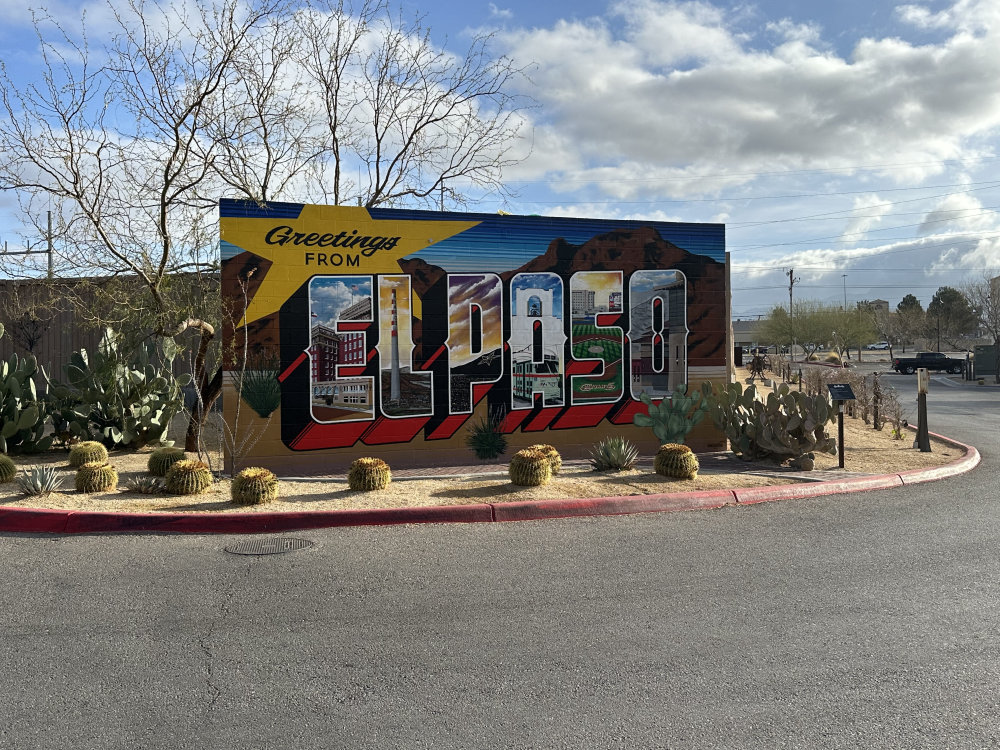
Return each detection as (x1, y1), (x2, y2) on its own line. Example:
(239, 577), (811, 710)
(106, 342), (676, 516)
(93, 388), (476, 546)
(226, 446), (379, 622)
(465, 406), (508, 460)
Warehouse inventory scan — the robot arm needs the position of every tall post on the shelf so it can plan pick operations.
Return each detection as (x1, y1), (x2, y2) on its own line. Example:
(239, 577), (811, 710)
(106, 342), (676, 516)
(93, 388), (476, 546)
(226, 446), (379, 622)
(390, 288), (401, 405)
(47, 210), (53, 280)
(916, 368), (931, 452)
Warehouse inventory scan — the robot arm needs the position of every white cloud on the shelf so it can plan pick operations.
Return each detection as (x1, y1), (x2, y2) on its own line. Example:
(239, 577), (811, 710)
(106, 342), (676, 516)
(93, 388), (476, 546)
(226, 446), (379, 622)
(841, 194), (892, 244)
(489, 3), (513, 21)
(501, 0), (1000, 197)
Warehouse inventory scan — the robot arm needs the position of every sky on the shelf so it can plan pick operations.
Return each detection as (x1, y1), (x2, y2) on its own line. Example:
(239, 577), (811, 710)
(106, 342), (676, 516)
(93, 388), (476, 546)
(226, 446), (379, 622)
(2, 0), (999, 320)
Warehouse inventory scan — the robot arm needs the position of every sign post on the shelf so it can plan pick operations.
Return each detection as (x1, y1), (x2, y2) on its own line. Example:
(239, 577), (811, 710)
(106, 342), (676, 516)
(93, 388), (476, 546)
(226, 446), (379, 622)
(915, 368), (931, 452)
(827, 383), (856, 469)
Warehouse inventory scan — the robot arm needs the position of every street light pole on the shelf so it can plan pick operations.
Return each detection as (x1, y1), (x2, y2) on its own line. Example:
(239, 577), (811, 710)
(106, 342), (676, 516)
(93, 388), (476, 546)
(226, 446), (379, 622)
(842, 274), (847, 310)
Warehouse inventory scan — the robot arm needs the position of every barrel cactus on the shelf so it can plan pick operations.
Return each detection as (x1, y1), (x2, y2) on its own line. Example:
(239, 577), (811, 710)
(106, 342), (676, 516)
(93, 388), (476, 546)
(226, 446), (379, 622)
(147, 446), (186, 477)
(0, 454), (16, 483)
(164, 459), (214, 495)
(348, 457), (391, 491)
(509, 448), (552, 487)
(69, 441), (109, 468)
(75, 461), (118, 493)
(654, 443), (700, 480)
(526, 443), (562, 475)
(231, 467), (280, 505)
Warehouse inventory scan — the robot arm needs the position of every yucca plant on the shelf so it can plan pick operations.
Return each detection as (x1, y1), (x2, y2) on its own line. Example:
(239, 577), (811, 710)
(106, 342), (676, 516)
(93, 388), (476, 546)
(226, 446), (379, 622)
(17, 466), (64, 496)
(589, 436), (639, 471)
(234, 352), (282, 418)
(465, 405), (508, 460)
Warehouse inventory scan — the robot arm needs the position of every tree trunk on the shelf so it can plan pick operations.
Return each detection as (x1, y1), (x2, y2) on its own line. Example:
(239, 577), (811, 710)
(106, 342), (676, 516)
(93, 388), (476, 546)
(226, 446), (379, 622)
(185, 366), (223, 452)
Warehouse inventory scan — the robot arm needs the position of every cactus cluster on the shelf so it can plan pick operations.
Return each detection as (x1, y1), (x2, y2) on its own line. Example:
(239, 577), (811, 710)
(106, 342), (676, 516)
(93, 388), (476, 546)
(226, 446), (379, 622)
(231, 467), (279, 505)
(69, 441), (109, 468)
(508, 448), (552, 487)
(164, 459), (214, 495)
(654, 443), (700, 480)
(348, 457), (391, 491)
(526, 444), (561, 475)
(148, 446), (186, 477)
(703, 381), (836, 464)
(0, 324), (52, 455)
(75, 461), (118, 493)
(633, 384), (707, 445)
(0, 454), (16, 483)
(589, 436), (639, 471)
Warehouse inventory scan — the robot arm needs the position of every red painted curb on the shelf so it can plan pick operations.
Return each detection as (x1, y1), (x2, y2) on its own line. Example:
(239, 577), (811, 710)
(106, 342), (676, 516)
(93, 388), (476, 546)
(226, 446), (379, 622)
(0, 433), (981, 535)
(491, 490), (736, 523)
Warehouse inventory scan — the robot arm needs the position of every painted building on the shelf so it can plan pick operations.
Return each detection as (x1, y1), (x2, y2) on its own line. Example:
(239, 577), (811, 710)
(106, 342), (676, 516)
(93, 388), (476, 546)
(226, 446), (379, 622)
(221, 201), (729, 474)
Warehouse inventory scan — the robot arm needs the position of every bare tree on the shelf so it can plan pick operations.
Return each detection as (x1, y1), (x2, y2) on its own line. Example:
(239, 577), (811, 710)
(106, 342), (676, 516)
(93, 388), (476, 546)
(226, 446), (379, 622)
(963, 274), (1000, 383)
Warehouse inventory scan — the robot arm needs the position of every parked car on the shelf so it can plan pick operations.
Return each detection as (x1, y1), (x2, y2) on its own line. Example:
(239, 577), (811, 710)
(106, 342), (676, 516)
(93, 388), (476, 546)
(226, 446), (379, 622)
(867, 341), (890, 350)
(891, 352), (964, 375)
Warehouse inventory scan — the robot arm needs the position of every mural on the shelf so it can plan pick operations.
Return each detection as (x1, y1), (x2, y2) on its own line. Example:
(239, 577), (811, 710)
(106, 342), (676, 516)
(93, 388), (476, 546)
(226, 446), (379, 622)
(220, 201), (728, 473)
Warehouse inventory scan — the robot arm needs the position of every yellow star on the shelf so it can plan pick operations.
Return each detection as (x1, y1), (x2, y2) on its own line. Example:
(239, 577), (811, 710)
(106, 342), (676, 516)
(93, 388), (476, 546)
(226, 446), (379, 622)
(223, 204), (481, 325)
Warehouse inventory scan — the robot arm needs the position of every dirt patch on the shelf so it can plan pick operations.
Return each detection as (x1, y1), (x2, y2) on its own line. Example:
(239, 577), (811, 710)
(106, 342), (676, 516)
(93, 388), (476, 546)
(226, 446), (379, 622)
(0, 374), (961, 514)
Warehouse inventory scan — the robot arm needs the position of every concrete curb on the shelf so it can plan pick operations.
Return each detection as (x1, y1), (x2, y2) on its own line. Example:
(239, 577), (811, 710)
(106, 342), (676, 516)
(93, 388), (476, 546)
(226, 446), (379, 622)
(0, 432), (980, 535)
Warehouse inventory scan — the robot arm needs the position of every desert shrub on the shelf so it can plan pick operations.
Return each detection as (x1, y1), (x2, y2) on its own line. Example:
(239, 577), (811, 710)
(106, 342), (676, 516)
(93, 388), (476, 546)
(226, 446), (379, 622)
(465, 405), (508, 460)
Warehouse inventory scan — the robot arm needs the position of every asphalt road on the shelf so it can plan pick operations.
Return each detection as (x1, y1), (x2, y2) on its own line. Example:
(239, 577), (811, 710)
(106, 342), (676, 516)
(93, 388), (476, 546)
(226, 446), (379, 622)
(1, 378), (998, 749)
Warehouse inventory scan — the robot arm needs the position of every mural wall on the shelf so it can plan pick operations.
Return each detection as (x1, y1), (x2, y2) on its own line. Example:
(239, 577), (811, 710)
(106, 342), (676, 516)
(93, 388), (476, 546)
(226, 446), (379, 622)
(221, 200), (728, 474)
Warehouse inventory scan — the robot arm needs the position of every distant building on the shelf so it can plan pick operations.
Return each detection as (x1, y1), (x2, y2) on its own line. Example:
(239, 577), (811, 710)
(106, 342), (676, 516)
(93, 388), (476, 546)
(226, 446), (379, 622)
(340, 297), (371, 321)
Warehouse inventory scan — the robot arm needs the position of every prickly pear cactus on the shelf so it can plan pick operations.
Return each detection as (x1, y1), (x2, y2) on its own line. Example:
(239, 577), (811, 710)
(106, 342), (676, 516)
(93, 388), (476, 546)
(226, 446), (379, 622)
(68, 441), (109, 468)
(164, 459), (214, 495)
(75, 461), (118, 493)
(654, 443), (700, 479)
(633, 384), (707, 445)
(509, 448), (552, 487)
(0, 323), (53, 455)
(231, 467), (279, 505)
(526, 444), (562, 475)
(147, 446), (187, 477)
(702, 381), (836, 464)
(348, 457), (391, 491)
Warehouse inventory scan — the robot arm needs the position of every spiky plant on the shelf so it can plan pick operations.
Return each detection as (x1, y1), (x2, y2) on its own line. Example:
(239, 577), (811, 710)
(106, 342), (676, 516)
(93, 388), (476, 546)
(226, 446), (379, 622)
(164, 459), (214, 495)
(68, 441), (108, 468)
(465, 405), (508, 460)
(75, 461), (118, 493)
(348, 457), (391, 491)
(231, 467), (279, 505)
(17, 466), (64, 496)
(235, 352), (282, 418)
(526, 443), (562, 475)
(126, 476), (163, 494)
(0, 454), (15, 483)
(147, 446), (186, 477)
(508, 448), (552, 487)
(589, 436), (639, 471)
(654, 443), (700, 480)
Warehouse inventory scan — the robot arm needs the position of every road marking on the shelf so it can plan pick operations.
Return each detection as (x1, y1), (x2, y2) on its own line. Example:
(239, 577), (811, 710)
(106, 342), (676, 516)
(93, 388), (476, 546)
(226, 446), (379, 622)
(932, 376), (961, 388)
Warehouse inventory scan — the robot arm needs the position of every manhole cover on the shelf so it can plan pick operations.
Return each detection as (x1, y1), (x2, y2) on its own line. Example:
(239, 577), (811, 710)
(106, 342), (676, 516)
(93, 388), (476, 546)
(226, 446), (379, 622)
(225, 538), (314, 556)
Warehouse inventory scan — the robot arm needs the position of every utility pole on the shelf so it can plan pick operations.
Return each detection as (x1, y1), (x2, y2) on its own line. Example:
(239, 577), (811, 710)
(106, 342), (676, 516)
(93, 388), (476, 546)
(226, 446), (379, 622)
(788, 268), (799, 361)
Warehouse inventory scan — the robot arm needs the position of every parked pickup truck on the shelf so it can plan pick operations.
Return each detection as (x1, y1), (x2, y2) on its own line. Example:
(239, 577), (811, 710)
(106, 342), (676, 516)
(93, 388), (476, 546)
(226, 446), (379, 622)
(891, 352), (965, 375)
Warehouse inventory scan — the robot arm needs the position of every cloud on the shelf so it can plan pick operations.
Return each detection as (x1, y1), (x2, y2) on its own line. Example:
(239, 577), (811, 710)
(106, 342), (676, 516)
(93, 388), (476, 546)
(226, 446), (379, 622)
(840, 194), (892, 244)
(500, 0), (1000, 197)
(489, 3), (513, 21)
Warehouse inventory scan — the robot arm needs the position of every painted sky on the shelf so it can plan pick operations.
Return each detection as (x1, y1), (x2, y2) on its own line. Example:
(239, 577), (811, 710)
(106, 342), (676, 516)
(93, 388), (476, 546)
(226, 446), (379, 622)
(2, 0), (999, 319)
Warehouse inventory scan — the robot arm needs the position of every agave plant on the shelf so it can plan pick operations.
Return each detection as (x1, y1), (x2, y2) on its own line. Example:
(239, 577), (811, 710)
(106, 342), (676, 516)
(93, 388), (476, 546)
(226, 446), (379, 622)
(589, 436), (639, 471)
(17, 466), (65, 497)
(465, 405), (508, 460)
